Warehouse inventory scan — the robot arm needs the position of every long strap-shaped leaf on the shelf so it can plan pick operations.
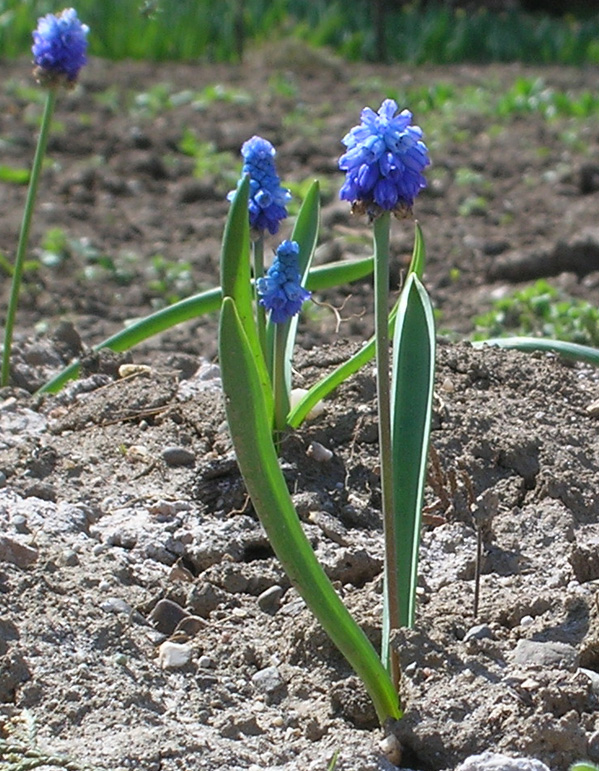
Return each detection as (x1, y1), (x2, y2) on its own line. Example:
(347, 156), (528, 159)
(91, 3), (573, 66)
(390, 273), (436, 629)
(36, 256), (374, 397)
(219, 296), (400, 724)
(220, 174), (273, 421)
(472, 336), (599, 364)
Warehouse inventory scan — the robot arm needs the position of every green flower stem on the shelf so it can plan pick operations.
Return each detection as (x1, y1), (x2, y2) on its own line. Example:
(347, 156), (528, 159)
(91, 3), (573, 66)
(2, 88), (57, 386)
(273, 320), (290, 436)
(373, 211), (400, 685)
(252, 234), (267, 359)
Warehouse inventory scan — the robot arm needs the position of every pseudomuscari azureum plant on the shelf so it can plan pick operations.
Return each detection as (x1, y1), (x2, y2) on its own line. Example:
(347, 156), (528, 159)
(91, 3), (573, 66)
(8, 5), (599, 732)
(2, 8), (89, 387)
(218, 98), (435, 722)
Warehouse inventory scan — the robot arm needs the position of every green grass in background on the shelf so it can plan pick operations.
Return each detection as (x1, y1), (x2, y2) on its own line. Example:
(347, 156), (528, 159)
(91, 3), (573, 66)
(1, 0), (599, 64)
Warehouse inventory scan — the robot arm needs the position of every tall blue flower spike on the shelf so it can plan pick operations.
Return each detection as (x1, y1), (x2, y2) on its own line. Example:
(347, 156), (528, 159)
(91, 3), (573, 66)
(32, 8), (89, 88)
(339, 99), (430, 220)
(256, 240), (311, 323)
(228, 136), (291, 235)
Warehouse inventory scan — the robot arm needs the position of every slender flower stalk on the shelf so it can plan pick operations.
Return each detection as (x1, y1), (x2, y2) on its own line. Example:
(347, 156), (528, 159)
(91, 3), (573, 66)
(338, 99), (429, 680)
(252, 235), (267, 357)
(373, 211), (401, 685)
(1, 8), (89, 387)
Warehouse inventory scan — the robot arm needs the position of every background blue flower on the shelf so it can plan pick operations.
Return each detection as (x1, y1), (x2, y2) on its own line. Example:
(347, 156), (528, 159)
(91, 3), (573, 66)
(228, 136), (291, 235)
(257, 240), (311, 323)
(32, 8), (89, 86)
(339, 99), (429, 217)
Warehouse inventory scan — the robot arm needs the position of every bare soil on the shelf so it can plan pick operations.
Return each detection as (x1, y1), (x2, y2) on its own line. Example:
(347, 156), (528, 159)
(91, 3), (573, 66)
(2, 48), (599, 771)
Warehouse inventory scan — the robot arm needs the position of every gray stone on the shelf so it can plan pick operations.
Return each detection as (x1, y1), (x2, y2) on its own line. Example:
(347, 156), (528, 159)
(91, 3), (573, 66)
(162, 446), (196, 467)
(511, 639), (579, 670)
(455, 752), (551, 771)
(148, 598), (188, 635)
(0, 536), (38, 568)
(464, 624), (495, 642)
(257, 585), (284, 614)
(251, 665), (284, 694)
(100, 597), (133, 615)
(60, 548), (80, 567)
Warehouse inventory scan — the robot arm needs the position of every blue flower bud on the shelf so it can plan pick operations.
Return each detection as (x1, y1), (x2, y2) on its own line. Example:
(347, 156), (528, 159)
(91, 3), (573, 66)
(339, 99), (430, 219)
(228, 136), (291, 235)
(256, 240), (311, 324)
(32, 8), (89, 88)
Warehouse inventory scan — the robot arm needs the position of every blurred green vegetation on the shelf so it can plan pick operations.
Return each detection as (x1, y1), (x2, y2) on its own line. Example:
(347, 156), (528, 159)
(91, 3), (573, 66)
(472, 280), (599, 347)
(2, 0), (599, 64)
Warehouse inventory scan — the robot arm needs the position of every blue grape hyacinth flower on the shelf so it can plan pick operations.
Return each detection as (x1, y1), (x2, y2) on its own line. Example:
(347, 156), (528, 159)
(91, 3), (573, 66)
(32, 8), (89, 88)
(339, 98), (429, 220)
(257, 240), (311, 323)
(228, 136), (291, 235)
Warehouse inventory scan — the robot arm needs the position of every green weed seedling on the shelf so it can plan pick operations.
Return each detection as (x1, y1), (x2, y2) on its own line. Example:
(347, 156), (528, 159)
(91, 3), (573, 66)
(472, 279), (599, 347)
(147, 254), (194, 306)
(178, 129), (238, 185)
(0, 164), (30, 184)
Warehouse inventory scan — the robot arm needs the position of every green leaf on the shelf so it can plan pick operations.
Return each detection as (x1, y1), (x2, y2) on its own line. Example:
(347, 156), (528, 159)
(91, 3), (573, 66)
(472, 336), (599, 365)
(306, 256), (373, 289)
(219, 296), (400, 724)
(221, 174), (273, 422)
(390, 273), (436, 629)
(36, 256), (375, 396)
(408, 221), (426, 278)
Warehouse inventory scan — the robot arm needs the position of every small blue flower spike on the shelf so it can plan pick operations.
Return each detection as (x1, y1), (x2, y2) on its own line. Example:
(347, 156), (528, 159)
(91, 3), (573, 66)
(257, 240), (311, 324)
(32, 8), (89, 88)
(339, 98), (430, 220)
(228, 136), (291, 235)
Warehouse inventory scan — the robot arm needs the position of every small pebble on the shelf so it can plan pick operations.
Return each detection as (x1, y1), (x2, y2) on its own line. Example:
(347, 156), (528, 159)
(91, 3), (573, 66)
(441, 377), (455, 393)
(118, 364), (152, 378)
(379, 734), (402, 766)
(158, 640), (192, 669)
(162, 446), (196, 467)
(306, 441), (333, 462)
(11, 514), (28, 533)
(100, 597), (132, 615)
(289, 388), (325, 420)
(520, 614), (534, 628)
(252, 665), (284, 695)
(257, 585), (284, 614)
(60, 548), (79, 567)
(148, 598), (188, 635)
(464, 624), (495, 642)
(0, 535), (38, 568)
(198, 655), (215, 669)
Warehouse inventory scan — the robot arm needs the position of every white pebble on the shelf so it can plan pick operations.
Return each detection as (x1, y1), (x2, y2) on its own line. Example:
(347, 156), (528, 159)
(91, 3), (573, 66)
(306, 441), (333, 462)
(289, 388), (325, 420)
(158, 641), (192, 669)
